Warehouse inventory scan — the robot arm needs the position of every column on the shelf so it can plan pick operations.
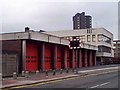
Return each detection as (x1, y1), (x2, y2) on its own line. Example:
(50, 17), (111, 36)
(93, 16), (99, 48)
(90, 50), (93, 66)
(88, 50), (90, 67)
(72, 49), (74, 68)
(94, 51), (97, 66)
(79, 49), (82, 67)
(64, 47), (67, 69)
(22, 40), (26, 71)
(85, 49), (88, 67)
(54, 45), (57, 70)
(41, 43), (45, 71)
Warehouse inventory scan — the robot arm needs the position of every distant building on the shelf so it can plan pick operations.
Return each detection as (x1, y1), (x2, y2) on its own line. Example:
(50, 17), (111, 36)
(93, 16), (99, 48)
(73, 12), (92, 29)
(113, 40), (120, 63)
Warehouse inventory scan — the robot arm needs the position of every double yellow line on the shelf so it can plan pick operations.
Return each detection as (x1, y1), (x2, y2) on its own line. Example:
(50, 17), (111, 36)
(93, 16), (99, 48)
(3, 77), (76, 90)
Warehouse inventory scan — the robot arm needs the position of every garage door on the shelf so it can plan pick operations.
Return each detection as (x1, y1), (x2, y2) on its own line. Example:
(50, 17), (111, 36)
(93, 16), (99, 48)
(26, 43), (38, 71)
(56, 46), (62, 70)
(44, 44), (51, 70)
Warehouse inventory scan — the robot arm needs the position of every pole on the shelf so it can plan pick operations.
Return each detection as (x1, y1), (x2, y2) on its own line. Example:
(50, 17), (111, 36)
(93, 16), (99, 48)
(76, 49), (78, 74)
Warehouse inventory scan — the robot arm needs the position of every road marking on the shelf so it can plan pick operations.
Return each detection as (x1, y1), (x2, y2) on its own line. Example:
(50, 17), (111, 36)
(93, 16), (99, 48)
(78, 67), (118, 73)
(90, 82), (110, 88)
(4, 69), (117, 89)
(78, 70), (117, 78)
(7, 77), (76, 89)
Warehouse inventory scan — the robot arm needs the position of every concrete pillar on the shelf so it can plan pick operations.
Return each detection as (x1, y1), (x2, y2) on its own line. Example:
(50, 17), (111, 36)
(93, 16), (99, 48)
(64, 47), (67, 69)
(94, 51), (97, 66)
(72, 49), (74, 68)
(41, 43), (45, 71)
(90, 50), (93, 66)
(85, 49), (88, 67)
(79, 49), (82, 68)
(54, 45), (57, 70)
(22, 40), (26, 71)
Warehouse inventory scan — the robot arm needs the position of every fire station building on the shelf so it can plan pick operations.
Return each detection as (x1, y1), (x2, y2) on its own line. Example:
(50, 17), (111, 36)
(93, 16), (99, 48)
(1, 27), (97, 74)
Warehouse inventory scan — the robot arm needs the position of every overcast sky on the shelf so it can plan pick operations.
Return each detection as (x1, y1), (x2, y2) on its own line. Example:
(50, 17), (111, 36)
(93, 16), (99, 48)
(1, 0), (119, 39)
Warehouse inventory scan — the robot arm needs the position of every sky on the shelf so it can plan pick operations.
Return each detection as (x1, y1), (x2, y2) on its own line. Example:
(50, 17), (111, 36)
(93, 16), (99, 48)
(1, 0), (119, 39)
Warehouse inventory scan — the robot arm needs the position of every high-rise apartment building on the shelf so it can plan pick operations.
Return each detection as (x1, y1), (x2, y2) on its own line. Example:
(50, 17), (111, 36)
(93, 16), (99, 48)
(73, 12), (92, 29)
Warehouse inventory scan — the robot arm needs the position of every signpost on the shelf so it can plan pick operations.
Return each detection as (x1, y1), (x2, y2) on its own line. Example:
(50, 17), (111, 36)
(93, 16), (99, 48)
(69, 37), (82, 74)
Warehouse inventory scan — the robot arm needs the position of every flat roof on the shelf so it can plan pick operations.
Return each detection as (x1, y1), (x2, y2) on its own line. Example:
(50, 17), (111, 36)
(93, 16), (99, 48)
(0, 30), (98, 50)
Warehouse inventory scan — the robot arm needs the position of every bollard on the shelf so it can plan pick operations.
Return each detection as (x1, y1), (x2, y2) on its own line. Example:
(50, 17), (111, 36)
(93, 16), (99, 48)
(53, 70), (56, 75)
(25, 71), (29, 78)
(66, 69), (69, 73)
(60, 69), (62, 74)
(22, 71), (25, 77)
(13, 72), (17, 79)
(36, 70), (39, 75)
(45, 70), (48, 77)
(72, 68), (74, 73)
(39, 69), (42, 73)
(0, 73), (2, 81)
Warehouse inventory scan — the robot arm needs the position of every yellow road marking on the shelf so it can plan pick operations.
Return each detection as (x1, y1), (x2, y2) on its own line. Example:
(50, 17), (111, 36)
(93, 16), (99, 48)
(4, 70), (117, 89)
(6, 77), (75, 89)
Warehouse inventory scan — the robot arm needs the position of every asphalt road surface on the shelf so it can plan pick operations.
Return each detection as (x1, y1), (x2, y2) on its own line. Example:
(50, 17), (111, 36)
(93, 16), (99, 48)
(20, 69), (119, 89)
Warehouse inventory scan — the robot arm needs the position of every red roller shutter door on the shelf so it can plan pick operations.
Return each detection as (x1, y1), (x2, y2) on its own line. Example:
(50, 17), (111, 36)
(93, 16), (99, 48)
(56, 46), (62, 70)
(44, 44), (51, 71)
(66, 47), (70, 69)
(26, 43), (38, 71)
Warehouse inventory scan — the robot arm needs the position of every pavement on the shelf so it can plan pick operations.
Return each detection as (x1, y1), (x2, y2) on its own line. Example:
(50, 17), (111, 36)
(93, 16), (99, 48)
(2, 69), (78, 89)
(2, 64), (119, 89)
(29, 68), (118, 88)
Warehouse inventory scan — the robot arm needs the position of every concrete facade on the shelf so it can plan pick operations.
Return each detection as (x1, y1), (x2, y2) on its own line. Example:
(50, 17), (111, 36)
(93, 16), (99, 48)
(0, 28), (97, 75)
(43, 28), (114, 65)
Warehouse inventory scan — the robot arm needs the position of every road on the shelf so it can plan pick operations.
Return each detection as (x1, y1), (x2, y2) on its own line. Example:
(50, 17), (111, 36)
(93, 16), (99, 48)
(18, 69), (119, 89)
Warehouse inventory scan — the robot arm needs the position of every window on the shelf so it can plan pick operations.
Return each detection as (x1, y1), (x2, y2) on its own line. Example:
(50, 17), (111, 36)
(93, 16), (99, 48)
(87, 35), (91, 42)
(80, 35), (85, 42)
(87, 29), (92, 34)
(92, 35), (96, 42)
(98, 34), (102, 42)
(98, 34), (111, 44)
(98, 45), (111, 53)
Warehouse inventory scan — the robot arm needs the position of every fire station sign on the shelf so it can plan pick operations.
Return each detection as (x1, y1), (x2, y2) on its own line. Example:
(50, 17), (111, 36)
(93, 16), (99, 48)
(69, 38), (82, 49)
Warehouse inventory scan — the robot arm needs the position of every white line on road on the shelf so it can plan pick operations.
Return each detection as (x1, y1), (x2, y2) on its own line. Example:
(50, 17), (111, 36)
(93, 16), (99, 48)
(78, 67), (118, 73)
(90, 82), (110, 88)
